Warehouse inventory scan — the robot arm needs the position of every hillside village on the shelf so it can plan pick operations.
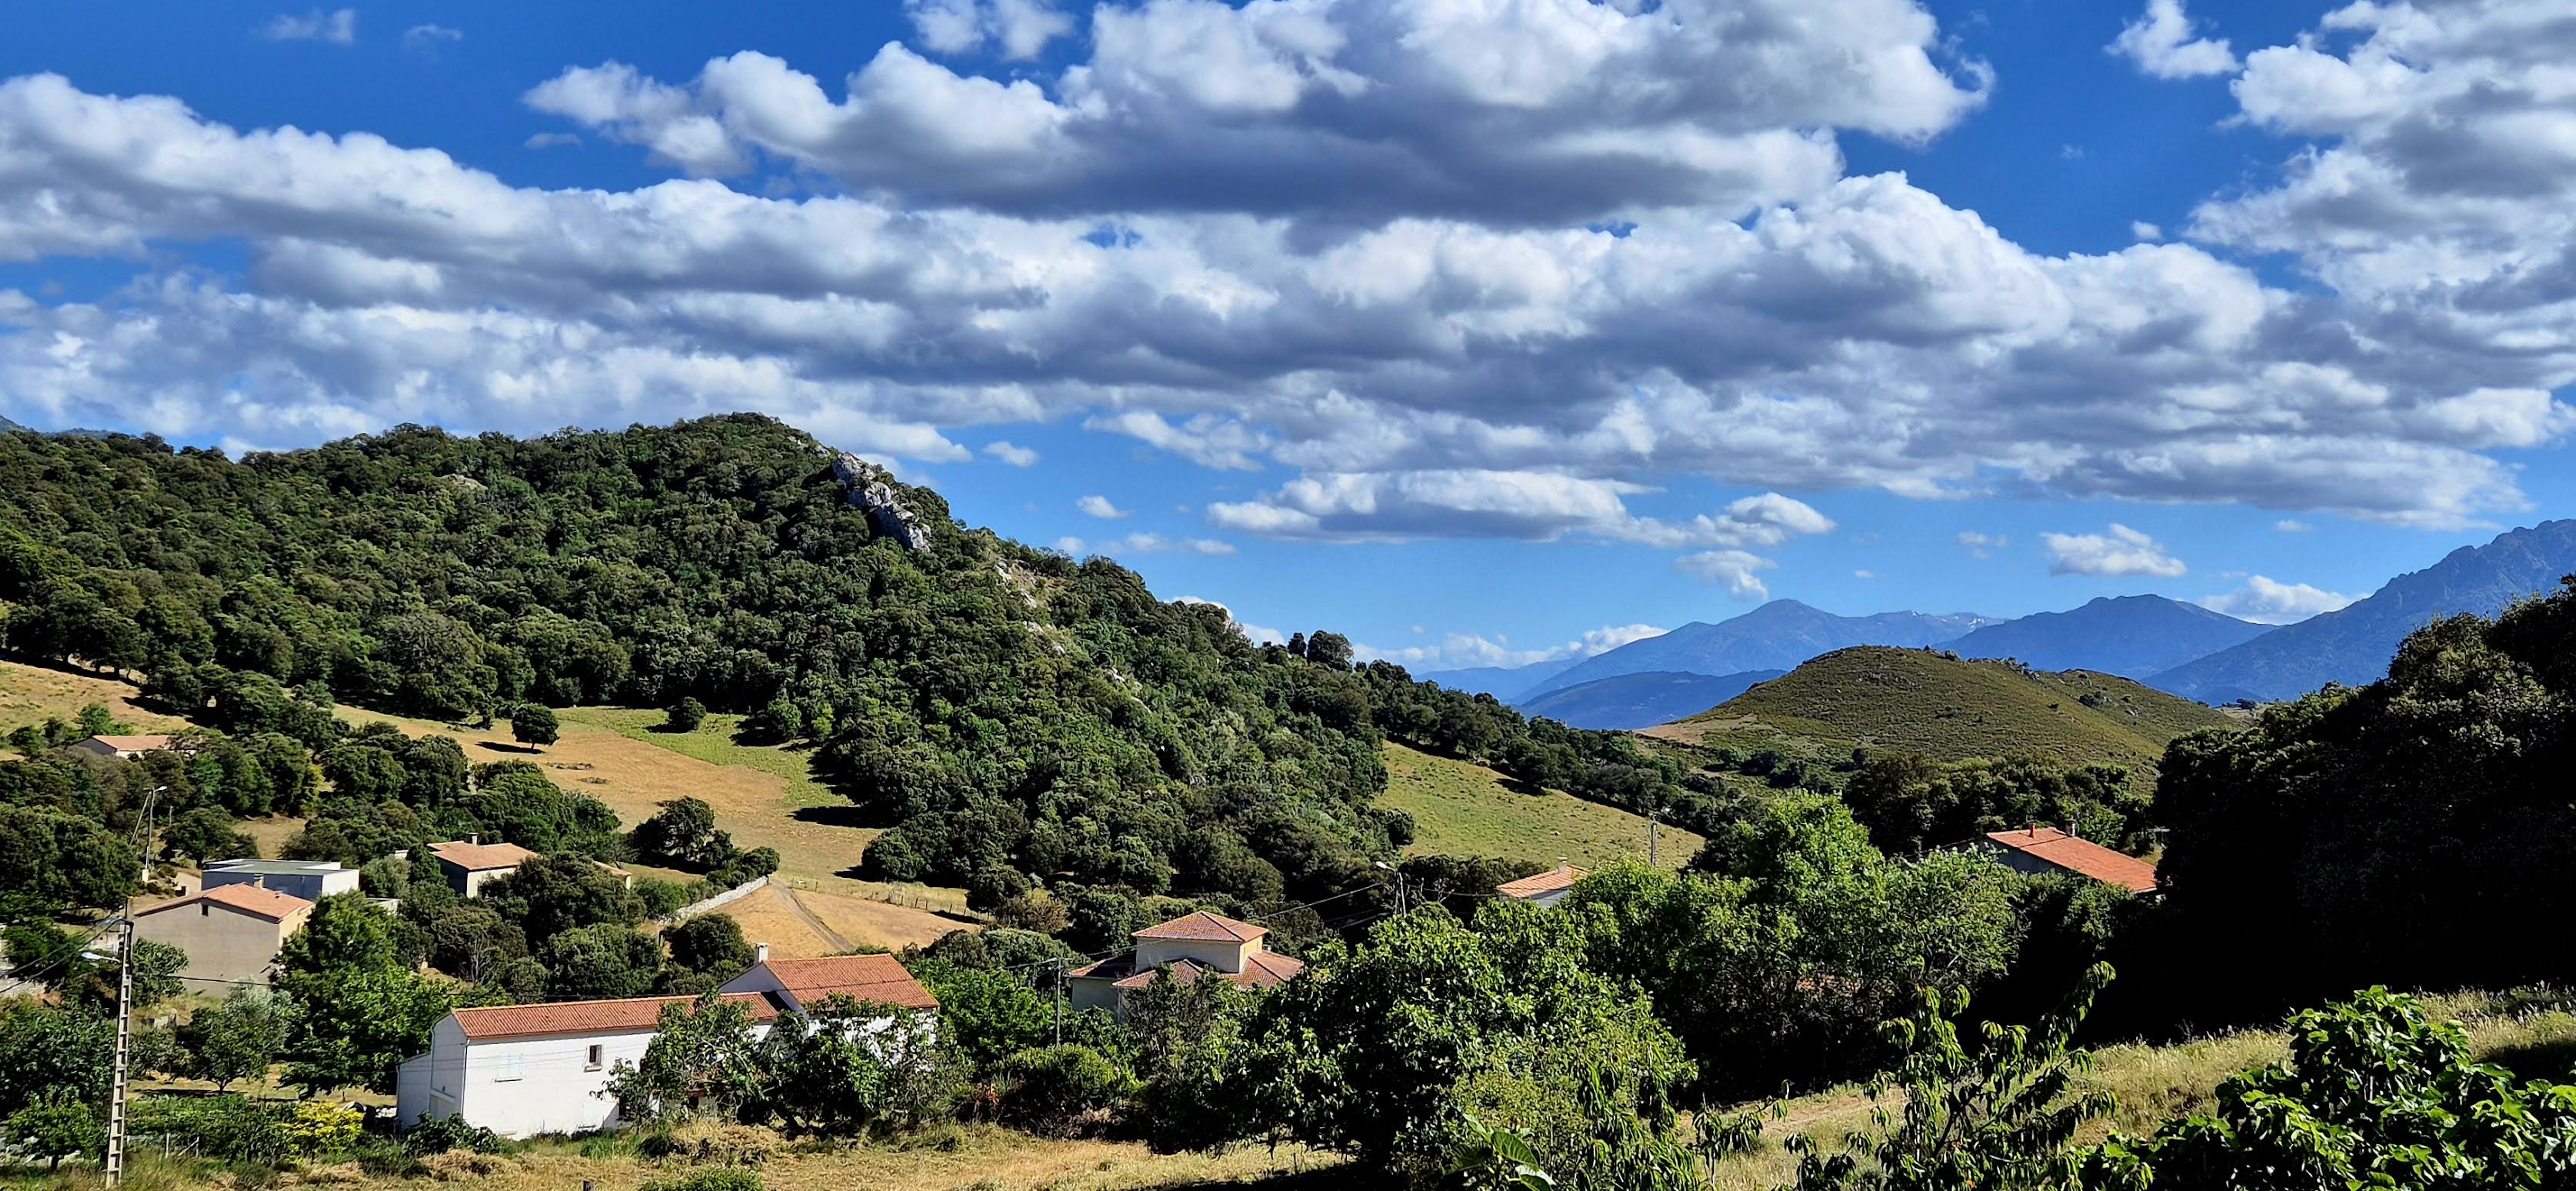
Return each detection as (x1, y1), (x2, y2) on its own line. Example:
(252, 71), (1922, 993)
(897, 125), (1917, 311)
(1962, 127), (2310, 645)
(0, 420), (2569, 1191)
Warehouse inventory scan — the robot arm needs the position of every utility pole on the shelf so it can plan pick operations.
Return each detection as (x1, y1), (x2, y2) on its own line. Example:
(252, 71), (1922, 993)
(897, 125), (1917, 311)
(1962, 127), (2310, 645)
(1648, 803), (1661, 868)
(1051, 956), (1062, 1046)
(107, 786), (163, 1189)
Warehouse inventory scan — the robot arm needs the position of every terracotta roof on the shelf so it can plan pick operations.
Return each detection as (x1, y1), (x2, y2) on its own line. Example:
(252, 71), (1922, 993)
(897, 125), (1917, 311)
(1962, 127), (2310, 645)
(452, 992), (787, 1041)
(759, 955), (940, 1010)
(85, 735), (177, 752)
(1078, 951), (1306, 991)
(1496, 864), (1590, 899)
(1133, 910), (1265, 942)
(1983, 827), (2160, 895)
(429, 840), (541, 871)
(137, 882), (312, 922)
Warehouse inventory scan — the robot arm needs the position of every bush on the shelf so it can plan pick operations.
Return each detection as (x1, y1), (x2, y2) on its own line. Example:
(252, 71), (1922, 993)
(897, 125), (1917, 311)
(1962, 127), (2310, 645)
(997, 1045), (1135, 1137)
(405, 1114), (505, 1156)
(642, 1169), (765, 1191)
(665, 698), (707, 733)
(282, 1100), (364, 1157)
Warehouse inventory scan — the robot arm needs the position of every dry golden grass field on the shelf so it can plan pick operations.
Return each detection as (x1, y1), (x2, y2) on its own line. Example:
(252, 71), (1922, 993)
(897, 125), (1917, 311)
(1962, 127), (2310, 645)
(0, 658), (184, 733)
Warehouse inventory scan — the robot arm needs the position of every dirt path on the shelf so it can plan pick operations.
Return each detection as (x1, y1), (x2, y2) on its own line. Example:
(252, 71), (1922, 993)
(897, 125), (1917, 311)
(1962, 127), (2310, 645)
(781, 886), (855, 953)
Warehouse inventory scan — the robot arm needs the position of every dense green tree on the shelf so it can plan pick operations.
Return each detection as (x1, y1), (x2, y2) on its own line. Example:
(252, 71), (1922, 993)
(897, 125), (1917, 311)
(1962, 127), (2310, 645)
(916, 961), (1054, 1076)
(632, 797), (733, 870)
(0, 803), (136, 909)
(2153, 579), (2576, 1016)
(483, 852), (645, 940)
(540, 923), (666, 1000)
(0, 1001), (112, 1118)
(511, 704), (559, 747)
(178, 988), (292, 1092)
(604, 992), (768, 1126)
(162, 805), (257, 863)
(661, 914), (754, 988)
(1841, 752), (2150, 856)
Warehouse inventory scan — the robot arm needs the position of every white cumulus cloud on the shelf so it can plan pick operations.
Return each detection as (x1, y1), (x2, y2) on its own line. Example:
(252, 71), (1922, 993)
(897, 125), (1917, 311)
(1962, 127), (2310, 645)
(1674, 549), (1778, 601)
(2108, 0), (2239, 79)
(981, 440), (1038, 466)
(2041, 523), (2187, 578)
(1075, 494), (1131, 519)
(2199, 575), (2358, 624)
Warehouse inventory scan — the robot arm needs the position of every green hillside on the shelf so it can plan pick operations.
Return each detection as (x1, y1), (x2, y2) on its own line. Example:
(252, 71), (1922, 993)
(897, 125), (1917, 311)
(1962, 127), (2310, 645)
(1380, 742), (1698, 869)
(1648, 646), (2235, 781)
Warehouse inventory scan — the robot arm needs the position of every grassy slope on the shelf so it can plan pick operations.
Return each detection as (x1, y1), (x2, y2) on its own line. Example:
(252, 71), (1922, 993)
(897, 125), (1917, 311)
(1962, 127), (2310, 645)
(0, 661), (992, 941)
(1645, 646), (2235, 782)
(333, 703), (973, 927)
(1704, 988), (2576, 1190)
(0, 658), (186, 734)
(1381, 741), (1701, 869)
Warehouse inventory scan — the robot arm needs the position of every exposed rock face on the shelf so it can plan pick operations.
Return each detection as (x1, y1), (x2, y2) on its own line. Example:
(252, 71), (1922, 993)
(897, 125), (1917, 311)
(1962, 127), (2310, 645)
(831, 451), (933, 552)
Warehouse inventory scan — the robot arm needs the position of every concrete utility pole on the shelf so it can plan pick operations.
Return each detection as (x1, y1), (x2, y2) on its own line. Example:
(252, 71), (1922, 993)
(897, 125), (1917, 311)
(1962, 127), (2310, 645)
(1648, 803), (1661, 868)
(1051, 956), (1062, 1046)
(106, 785), (164, 1188)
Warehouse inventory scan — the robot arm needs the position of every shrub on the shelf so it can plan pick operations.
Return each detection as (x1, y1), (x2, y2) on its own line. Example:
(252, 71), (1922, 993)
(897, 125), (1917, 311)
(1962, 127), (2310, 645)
(282, 1100), (364, 1157)
(665, 698), (707, 733)
(405, 1114), (505, 1156)
(997, 1045), (1135, 1137)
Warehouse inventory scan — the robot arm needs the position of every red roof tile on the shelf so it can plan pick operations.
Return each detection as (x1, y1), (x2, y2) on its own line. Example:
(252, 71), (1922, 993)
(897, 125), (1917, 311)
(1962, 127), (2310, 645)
(1133, 910), (1265, 942)
(1983, 828), (2160, 895)
(86, 735), (178, 752)
(137, 882), (313, 922)
(430, 840), (541, 871)
(1496, 864), (1589, 899)
(453, 992), (787, 1040)
(761, 955), (940, 1010)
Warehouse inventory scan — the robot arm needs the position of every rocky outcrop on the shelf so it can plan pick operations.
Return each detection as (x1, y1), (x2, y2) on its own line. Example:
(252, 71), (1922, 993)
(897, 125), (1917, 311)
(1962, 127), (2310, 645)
(831, 451), (933, 552)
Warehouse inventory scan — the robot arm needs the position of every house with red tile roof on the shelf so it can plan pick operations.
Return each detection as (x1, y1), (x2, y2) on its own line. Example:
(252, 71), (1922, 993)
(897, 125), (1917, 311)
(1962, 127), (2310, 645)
(395, 947), (937, 1138)
(1495, 863), (1590, 907)
(428, 838), (542, 897)
(132, 882), (314, 985)
(1976, 826), (2161, 896)
(68, 734), (180, 760)
(1066, 910), (1305, 1019)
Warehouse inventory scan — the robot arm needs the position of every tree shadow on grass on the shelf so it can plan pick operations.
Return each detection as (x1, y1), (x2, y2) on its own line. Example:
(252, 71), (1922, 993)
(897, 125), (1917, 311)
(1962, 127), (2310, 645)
(2485, 1036), (2576, 1083)
(475, 741), (544, 755)
(791, 804), (885, 829)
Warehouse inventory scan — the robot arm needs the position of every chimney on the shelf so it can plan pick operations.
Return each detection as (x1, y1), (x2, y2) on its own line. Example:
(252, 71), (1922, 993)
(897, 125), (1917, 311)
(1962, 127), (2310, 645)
(469, 832), (482, 846)
(755, 942), (769, 965)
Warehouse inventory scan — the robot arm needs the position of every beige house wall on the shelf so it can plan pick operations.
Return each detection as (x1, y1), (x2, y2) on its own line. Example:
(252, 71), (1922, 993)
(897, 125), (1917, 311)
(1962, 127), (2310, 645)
(1135, 936), (1255, 972)
(134, 902), (308, 986)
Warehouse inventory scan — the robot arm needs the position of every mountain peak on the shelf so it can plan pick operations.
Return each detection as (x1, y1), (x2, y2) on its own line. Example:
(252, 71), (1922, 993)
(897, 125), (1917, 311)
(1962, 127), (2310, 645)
(2152, 519), (2576, 703)
(1942, 594), (2265, 679)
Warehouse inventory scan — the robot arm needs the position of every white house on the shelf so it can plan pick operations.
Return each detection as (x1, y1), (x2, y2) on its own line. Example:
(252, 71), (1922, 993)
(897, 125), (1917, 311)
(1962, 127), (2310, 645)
(1495, 863), (1590, 908)
(68, 734), (178, 760)
(203, 859), (362, 903)
(395, 950), (938, 1138)
(1065, 910), (1305, 1020)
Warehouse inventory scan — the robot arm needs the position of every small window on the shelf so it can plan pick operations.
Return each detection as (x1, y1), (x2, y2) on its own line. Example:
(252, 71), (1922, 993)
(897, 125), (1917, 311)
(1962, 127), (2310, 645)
(495, 1054), (523, 1083)
(585, 1044), (604, 1071)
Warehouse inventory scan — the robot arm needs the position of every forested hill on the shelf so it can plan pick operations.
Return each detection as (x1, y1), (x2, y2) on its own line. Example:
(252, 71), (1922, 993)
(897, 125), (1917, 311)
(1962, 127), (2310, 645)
(0, 417), (1405, 911)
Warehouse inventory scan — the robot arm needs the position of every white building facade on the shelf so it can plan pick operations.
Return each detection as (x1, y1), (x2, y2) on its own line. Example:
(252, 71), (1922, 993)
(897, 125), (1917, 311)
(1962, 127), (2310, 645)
(396, 951), (939, 1138)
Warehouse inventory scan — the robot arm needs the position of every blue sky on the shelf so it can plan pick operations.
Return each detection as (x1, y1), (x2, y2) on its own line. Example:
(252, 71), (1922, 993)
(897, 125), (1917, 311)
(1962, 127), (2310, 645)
(3, 0), (2572, 672)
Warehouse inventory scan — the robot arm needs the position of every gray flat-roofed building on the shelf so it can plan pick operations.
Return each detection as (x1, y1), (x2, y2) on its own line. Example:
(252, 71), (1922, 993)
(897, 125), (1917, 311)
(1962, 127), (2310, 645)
(203, 858), (362, 902)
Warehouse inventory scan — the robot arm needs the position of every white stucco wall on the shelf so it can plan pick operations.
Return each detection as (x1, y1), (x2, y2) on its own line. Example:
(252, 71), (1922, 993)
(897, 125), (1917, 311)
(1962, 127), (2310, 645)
(401, 1015), (783, 1139)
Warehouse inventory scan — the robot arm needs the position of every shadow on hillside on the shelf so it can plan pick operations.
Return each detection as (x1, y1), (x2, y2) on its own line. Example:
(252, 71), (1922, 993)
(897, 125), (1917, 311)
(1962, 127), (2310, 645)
(791, 804), (884, 830)
(2487, 1036), (2576, 1083)
(476, 741), (544, 755)
(1498, 776), (1546, 797)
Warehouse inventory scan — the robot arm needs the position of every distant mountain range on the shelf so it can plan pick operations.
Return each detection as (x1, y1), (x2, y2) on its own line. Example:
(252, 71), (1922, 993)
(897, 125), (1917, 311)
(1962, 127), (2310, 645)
(0, 415), (26, 434)
(1944, 596), (2269, 679)
(2150, 519), (2576, 703)
(1518, 601), (1998, 702)
(1413, 518), (2576, 729)
(1415, 656), (1583, 700)
(1516, 669), (1785, 731)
